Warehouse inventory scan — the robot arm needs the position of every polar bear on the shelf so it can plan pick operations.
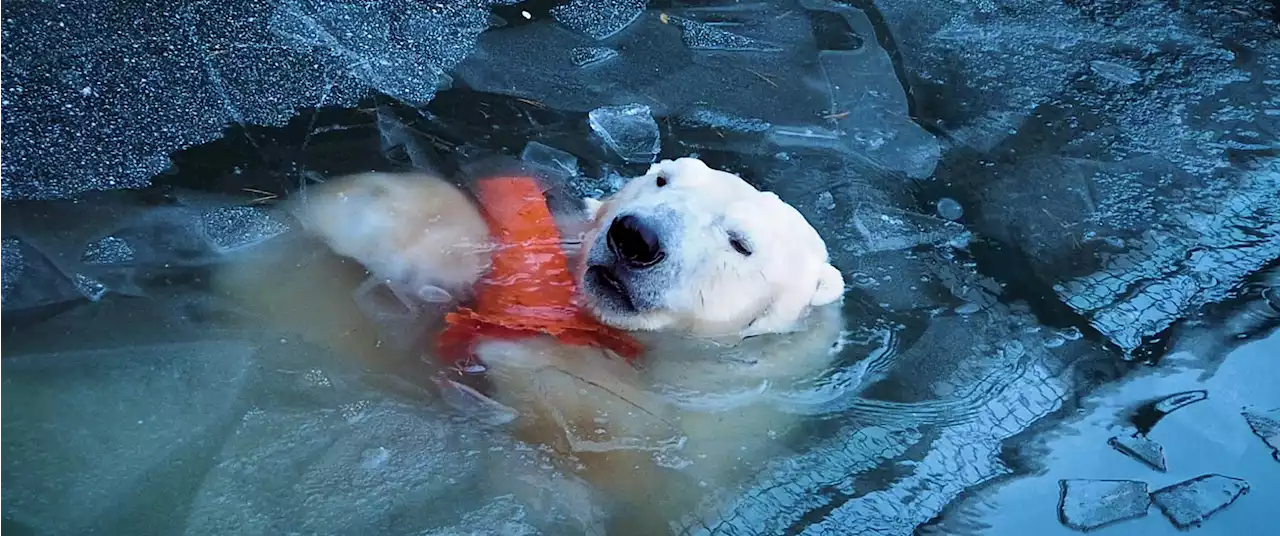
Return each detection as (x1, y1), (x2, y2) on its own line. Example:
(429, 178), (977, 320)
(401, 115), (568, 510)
(214, 158), (847, 533)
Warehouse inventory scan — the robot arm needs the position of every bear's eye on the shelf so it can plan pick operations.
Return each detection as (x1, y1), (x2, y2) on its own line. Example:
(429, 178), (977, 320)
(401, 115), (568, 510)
(729, 234), (753, 256)
(655, 174), (668, 188)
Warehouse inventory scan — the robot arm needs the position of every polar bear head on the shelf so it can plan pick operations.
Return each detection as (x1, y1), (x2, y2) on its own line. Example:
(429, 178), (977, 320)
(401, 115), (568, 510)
(578, 158), (845, 338)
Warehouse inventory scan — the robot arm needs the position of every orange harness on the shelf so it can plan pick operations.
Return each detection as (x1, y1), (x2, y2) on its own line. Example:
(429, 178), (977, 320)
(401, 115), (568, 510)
(436, 176), (642, 370)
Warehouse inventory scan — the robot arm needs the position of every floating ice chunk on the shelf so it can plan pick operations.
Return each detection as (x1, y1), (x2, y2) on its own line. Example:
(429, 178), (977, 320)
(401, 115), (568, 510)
(377, 106), (436, 171)
(550, 0), (646, 40)
(1242, 408), (1280, 462)
(359, 446), (392, 470)
(1090, 60), (1143, 85)
(816, 191), (836, 210)
(201, 206), (290, 253)
(420, 495), (545, 536)
(3, 342), (255, 535)
(936, 198), (964, 221)
(269, 0), (473, 106)
(1127, 390), (1209, 434)
(807, 1), (939, 178)
(1057, 479), (1151, 531)
(1152, 390), (1208, 414)
(435, 377), (518, 426)
(587, 104), (661, 164)
(668, 17), (782, 52)
(185, 399), (499, 535)
(81, 235), (137, 265)
(520, 141), (580, 177)
(2, 236), (24, 295)
(570, 46), (619, 67)
(354, 277), (419, 321)
(1150, 474), (1250, 529)
(0, 237), (83, 312)
(110, 207), (222, 266)
(1108, 433), (1167, 471)
(72, 274), (108, 302)
(767, 125), (843, 151)
(676, 108), (772, 133)
(845, 204), (967, 255)
(673, 108), (774, 152)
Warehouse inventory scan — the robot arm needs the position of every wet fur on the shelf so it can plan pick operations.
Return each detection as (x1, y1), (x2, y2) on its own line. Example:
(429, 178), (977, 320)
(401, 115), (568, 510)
(213, 163), (847, 533)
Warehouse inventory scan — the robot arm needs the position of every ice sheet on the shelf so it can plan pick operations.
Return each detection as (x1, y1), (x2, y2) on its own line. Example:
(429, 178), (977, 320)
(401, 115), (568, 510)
(1, 0), (495, 200)
(0, 237), (84, 315)
(454, 1), (938, 177)
(2, 342), (257, 535)
(874, 0), (1280, 355)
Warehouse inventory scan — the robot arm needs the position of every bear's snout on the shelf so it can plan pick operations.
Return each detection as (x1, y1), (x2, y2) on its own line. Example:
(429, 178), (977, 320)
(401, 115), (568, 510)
(606, 214), (665, 269)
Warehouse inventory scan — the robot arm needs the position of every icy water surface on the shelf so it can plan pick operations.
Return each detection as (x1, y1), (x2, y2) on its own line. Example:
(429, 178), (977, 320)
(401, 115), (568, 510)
(3, 0), (1279, 534)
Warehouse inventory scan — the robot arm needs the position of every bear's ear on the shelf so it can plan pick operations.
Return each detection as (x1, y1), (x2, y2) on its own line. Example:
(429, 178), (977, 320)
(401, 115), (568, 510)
(583, 197), (604, 220)
(810, 263), (845, 306)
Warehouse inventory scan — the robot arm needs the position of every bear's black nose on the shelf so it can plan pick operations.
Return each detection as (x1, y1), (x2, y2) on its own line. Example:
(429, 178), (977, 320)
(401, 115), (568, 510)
(607, 214), (664, 268)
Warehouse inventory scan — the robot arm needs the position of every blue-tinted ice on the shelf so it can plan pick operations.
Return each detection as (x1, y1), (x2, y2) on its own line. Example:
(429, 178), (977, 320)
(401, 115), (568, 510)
(1057, 479), (1151, 531)
(3, 0), (1280, 533)
(588, 104), (661, 164)
(1242, 408), (1280, 462)
(1151, 474), (1250, 529)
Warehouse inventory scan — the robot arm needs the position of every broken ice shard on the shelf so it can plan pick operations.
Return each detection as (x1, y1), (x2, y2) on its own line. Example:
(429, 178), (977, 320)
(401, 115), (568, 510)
(845, 203), (966, 255)
(1, 236), (84, 313)
(201, 206), (290, 253)
(1089, 60), (1142, 85)
(588, 104), (661, 164)
(809, 1), (939, 179)
(1057, 479), (1151, 532)
(1131, 390), (1208, 434)
(668, 17), (782, 52)
(520, 141), (580, 177)
(1107, 433), (1167, 472)
(1242, 408), (1280, 462)
(1153, 391), (1209, 414)
(72, 274), (108, 302)
(676, 108), (772, 134)
(570, 46), (618, 68)
(108, 207), (220, 267)
(1150, 474), (1250, 529)
(550, 0), (646, 40)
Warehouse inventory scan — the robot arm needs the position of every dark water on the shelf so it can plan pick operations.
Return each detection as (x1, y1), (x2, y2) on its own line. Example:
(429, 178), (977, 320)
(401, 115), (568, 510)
(3, 0), (1279, 534)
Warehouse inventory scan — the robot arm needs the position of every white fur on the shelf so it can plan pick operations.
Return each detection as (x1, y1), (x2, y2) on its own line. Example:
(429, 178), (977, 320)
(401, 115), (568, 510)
(214, 161), (848, 533)
(580, 158), (845, 338)
(291, 172), (493, 302)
